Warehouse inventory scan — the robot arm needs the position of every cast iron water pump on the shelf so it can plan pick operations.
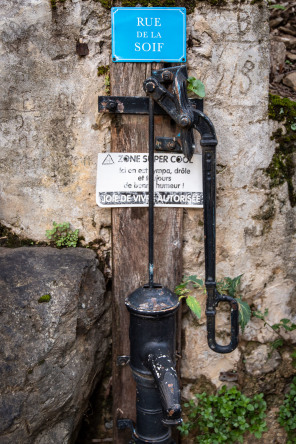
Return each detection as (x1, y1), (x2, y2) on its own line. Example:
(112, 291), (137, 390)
(99, 65), (239, 443)
(124, 285), (181, 443)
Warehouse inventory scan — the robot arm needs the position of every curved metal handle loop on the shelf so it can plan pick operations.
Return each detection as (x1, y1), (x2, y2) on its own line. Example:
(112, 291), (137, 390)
(206, 291), (239, 354)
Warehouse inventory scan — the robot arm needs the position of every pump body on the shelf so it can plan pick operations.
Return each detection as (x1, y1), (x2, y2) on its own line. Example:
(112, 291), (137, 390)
(125, 285), (181, 443)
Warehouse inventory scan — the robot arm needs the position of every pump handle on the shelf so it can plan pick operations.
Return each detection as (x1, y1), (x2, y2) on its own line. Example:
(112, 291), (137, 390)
(143, 66), (239, 354)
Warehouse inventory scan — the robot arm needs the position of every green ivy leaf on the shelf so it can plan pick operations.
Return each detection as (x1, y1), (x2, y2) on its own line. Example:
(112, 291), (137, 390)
(271, 323), (281, 331)
(187, 77), (206, 98)
(232, 274), (242, 289)
(253, 310), (265, 320)
(269, 4), (286, 10)
(271, 338), (284, 350)
(187, 275), (204, 287)
(236, 298), (251, 332)
(186, 295), (201, 318)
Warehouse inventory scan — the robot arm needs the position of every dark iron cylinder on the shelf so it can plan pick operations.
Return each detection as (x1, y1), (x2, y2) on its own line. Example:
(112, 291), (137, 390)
(125, 285), (181, 444)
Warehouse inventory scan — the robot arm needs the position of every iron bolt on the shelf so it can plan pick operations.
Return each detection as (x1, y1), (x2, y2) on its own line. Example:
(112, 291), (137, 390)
(144, 81), (156, 93)
(162, 70), (173, 82)
(180, 115), (190, 127)
(106, 100), (117, 111)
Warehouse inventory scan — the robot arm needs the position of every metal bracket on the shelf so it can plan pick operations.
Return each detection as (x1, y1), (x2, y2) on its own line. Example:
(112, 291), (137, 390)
(98, 95), (202, 154)
(98, 96), (203, 115)
(117, 418), (135, 431)
(155, 136), (182, 153)
(116, 355), (130, 367)
(117, 418), (136, 443)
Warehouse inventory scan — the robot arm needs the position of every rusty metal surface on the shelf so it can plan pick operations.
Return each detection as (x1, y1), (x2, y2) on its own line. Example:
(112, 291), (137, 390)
(98, 96), (203, 115)
(76, 42), (89, 56)
(155, 136), (182, 153)
(125, 285), (179, 316)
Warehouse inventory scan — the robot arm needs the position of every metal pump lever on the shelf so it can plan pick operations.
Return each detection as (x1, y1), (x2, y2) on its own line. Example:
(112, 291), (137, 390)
(144, 66), (239, 353)
(143, 65), (218, 160)
(143, 65), (195, 161)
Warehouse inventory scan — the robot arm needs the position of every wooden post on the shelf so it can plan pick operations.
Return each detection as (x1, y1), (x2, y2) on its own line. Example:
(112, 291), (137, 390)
(111, 62), (183, 443)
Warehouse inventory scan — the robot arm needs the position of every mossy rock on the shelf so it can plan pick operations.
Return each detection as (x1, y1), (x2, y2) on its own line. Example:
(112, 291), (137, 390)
(0, 224), (44, 248)
(38, 294), (52, 303)
(267, 94), (296, 207)
(95, 0), (228, 13)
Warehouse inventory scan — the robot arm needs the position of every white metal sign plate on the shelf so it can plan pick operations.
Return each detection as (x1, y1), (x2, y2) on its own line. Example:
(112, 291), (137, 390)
(96, 153), (203, 208)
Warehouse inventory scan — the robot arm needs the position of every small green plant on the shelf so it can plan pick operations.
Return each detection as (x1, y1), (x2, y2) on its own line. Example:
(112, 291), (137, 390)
(175, 275), (203, 318)
(291, 350), (296, 368)
(187, 77), (206, 98)
(175, 275), (251, 331)
(97, 65), (109, 77)
(38, 294), (51, 303)
(278, 377), (296, 443)
(97, 65), (110, 95)
(253, 308), (296, 365)
(45, 222), (79, 248)
(217, 275), (251, 331)
(179, 385), (267, 443)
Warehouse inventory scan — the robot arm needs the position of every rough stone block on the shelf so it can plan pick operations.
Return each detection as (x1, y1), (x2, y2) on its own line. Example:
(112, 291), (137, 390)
(0, 247), (111, 444)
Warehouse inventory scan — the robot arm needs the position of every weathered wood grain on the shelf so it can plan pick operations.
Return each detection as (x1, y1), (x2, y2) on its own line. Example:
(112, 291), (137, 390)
(111, 62), (183, 443)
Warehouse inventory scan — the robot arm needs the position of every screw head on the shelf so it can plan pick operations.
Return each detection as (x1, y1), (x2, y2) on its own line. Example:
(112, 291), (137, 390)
(180, 115), (190, 127)
(162, 70), (173, 82)
(145, 81), (156, 93)
(106, 100), (117, 111)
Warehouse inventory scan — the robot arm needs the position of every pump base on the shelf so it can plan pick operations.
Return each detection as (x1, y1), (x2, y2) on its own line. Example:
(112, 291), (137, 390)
(131, 437), (175, 444)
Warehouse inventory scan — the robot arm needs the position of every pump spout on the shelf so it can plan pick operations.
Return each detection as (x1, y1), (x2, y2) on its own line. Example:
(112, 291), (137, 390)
(147, 353), (182, 425)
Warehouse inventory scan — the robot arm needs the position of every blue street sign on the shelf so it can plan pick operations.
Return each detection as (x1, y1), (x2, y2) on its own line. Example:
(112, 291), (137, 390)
(111, 7), (186, 63)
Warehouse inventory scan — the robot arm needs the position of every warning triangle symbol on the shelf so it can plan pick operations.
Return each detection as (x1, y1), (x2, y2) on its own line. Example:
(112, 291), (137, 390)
(102, 154), (114, 165)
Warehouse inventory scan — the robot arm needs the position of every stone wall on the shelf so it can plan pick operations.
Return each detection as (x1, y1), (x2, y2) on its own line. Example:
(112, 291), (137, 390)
(181, 3), (296, 441)
(0, 0), (111, 262)
(1, 0), (295, 442)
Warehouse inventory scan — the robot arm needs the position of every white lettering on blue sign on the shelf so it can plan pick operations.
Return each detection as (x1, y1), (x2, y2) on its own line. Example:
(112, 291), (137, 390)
(136, 32), (162, 38)
(135, 16), (164, 53)
(137, 17), (162, 26)
(135, 42), (164, 52)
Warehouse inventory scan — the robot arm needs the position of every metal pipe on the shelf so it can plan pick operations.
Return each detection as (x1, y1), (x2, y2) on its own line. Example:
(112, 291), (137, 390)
(148, 96), (154, 288)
